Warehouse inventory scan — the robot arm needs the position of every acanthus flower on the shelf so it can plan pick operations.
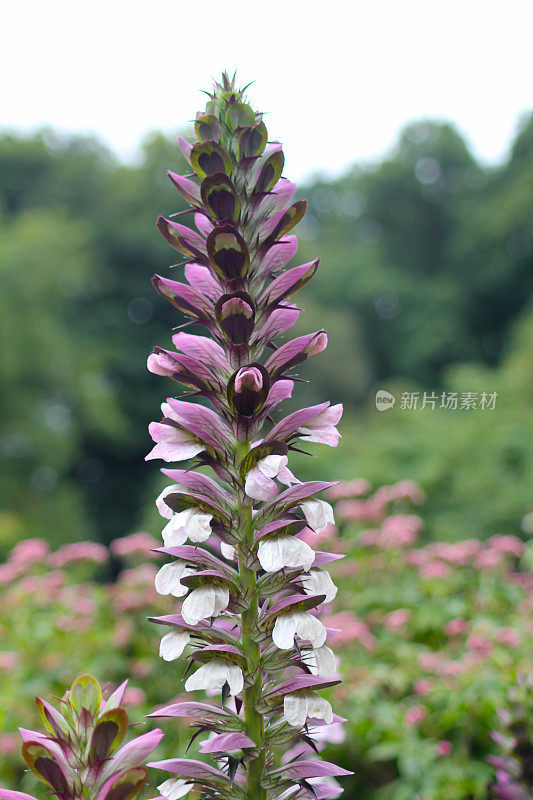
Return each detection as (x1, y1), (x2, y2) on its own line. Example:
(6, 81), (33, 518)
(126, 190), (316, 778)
(144, 72), (351, 800)
(0, 676), (161, 800)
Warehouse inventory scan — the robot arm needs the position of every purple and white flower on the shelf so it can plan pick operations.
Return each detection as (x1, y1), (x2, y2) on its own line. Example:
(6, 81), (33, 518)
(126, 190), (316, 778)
(283, 691), (333, 727)
(181, 584), (229, 625)
(258, 535), (315, 573)
(301, 499), (335, 534)
(273, 610), (327, 650)
(185, 660), (244, 696)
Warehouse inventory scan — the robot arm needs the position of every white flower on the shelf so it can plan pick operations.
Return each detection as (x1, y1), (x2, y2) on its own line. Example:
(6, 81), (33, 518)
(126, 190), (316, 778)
(283, 690), (333, 727)
(300, 569), (338, 603)
(298, 404), (343, 447)
(185, 660), (244, 696)
(162, 508), (213, 547)
(245, 454), (297, 501)
(303, 645), (337, 677)
(181, 584), (229, 625)
(155, 561), (194, 597)
(156, 484), (184, 519)
(159, 630), (190, 661)
(158, 777), (193, 800)
(220, 542), (236, 560)
(301, 499), (335, 534)
(272, 610), (327, 650)
(146, 421), (205, 463)
(258, 536), (315, 573)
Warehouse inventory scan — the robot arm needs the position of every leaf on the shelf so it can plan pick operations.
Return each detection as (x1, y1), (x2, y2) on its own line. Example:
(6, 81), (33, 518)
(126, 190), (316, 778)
(224, 102), (255, 130)
(90, 709), (129, 761)
(70, 674), (102, 716)
(254, 150), (285, 195)
(195, 114), (221, 143)
(190, 141), (232, 179)
(96, 767), (147, 800)
(21, 742), (71, 793)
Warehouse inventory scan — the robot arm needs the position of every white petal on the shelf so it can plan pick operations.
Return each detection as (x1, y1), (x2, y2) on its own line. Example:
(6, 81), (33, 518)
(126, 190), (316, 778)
(283, 693), (307, 727)
(161, 508), (212, 547)
(277, 465), (298, 486)
(305, 692), (333, 724)
(301, 499), (335, 534)
(185, 661), (218, 692)
(181, 585), (216, 625)
(187, 509), (213, 542)
(295, 612), (327, 648)
(226, 663), (244, 696)
(156, 484), (184, 519)
(279, 537), (315, 572)
(245, 465), (277, 501)
(258, 454), (288, 478)
(159, 630), (190, 661)
(306, 646), (336, 677)
(258, 538), (284, 572)
(158, 778), (193, 800)
(212, 585), (230, 617)
(301, 569), (338, 603)
(181, 585), (229, 625)
(185, 660), (243, 696)
(155, 561), (191, 597)
(258, 536), (315, 573)
(272, 614), (297, 650)
(220, 542), (235, 560)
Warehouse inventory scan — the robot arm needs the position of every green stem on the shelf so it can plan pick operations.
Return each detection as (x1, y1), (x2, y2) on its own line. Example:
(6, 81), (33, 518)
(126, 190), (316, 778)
(237, 443), (266, 800)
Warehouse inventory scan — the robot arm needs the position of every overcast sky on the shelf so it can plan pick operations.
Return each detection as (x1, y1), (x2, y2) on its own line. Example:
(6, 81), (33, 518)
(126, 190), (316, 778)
(3, 0), (533, 181)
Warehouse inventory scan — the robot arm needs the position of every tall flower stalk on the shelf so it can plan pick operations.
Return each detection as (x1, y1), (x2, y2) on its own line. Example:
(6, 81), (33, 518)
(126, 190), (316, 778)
(146, 72), (351, 800)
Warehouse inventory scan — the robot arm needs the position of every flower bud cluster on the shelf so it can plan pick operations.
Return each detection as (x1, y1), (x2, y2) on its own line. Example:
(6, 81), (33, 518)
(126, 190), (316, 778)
(0, 675), (162, 800)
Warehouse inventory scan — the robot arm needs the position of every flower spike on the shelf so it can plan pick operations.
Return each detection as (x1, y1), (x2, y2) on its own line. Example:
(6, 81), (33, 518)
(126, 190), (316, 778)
(146, 72), (350, 800)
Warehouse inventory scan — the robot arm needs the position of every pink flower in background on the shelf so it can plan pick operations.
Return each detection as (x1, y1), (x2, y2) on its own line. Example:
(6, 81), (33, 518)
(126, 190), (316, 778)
(419, 561), (451, 579)
(466, 634), (493, 654)
(0, 652), (19, 671)
(123, 686), (146, 707)
(418, 652), (445, 672)
(358, 528), (380, 546)
(436, 740), (453, 756)
(299, 523), (339, 547)
(435, 660), (466, 677)
(73, 597), (96, 616)
(404, 705), (428, 726)
(495, 627), (521, 647)
(336, 499), (383, 523)
(475, 548), (504, 570)
(0, 734), (18, 754)
(384, 609), (411, 630)
(380, 514), (422, 548)
(9, 538), (49, 565)
(325, 612), (377, 650)
(373, 485), (397, 507)
(113, 619), (134, 647)
(487, 535), (525, 558)
(433, 540), (482, 565)
(446, 618), (469, 636)
(111, 531), (160, 558)
(391, 480), (426, 505)
(414, 679), (433, 696)
(48, 541), (108, 568)
(0, 563), (23, 586)
(325, 479), (372, 500)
